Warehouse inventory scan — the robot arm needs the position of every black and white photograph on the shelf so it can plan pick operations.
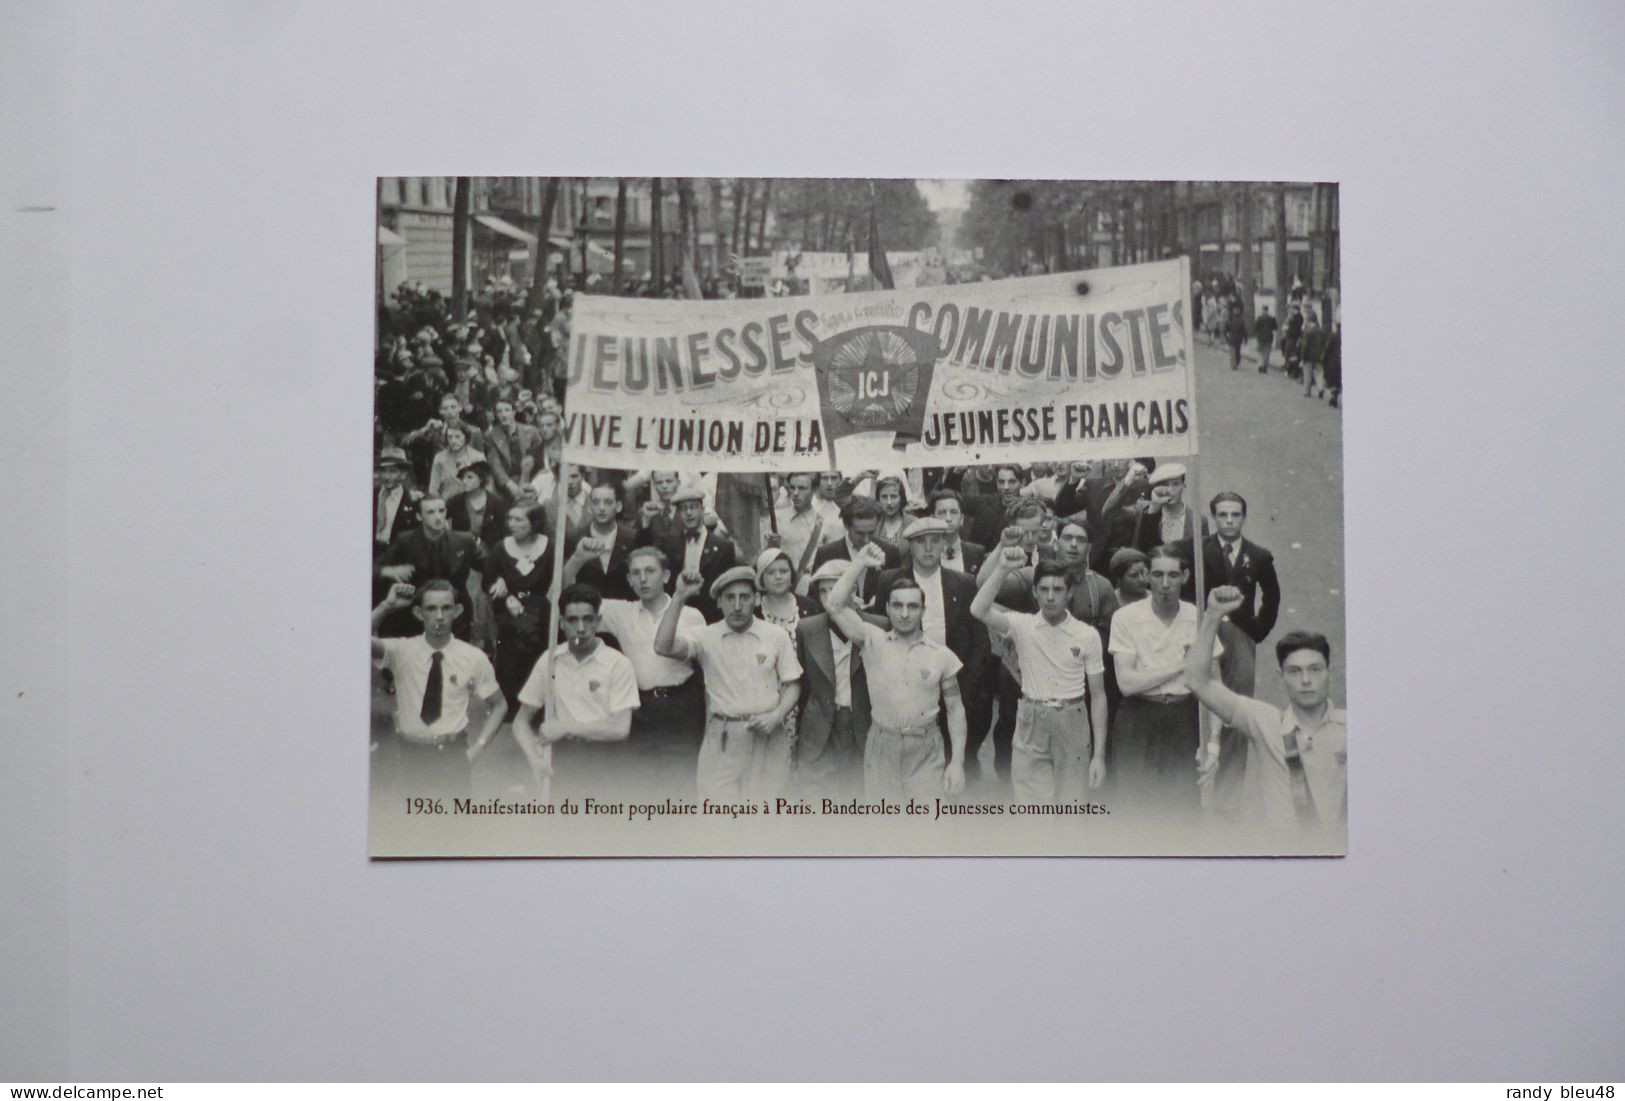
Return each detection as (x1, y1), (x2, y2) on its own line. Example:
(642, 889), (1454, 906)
(370, 176), (1347, 857)
(8, 0), (1624, 1087)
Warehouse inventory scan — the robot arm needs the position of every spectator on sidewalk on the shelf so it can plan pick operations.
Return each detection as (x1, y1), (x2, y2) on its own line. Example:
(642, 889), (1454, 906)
(1253, 305), (1278, 373)
(1224, 306), (1249, 369)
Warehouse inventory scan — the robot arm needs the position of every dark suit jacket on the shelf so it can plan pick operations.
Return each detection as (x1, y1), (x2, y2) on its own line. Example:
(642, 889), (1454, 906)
(812, 537), (902, 606)
(1201, 535), (1281, 644)
(483, 423), (544, 496)
(796, 612), (875, 762)
(871, 566), (990, 689)
(1126, 506), (1211, 599)
(645, 527), (737, 622)
(373, 486), (422, 553)
(940, 537), (986, 576)
(566, 520), (638, 602)
(445, 488), (510, 550)
(377, 527), (486, 638)
(965, 494), (1022, 551)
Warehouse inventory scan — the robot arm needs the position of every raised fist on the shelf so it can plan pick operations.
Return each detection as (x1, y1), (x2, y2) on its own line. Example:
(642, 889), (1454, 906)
(1207, 585), (1246, 615)
(673, 570), (704, 600)
(999, 525), (1024, 548)
(857, 541), (888, 569)
(387, 582), (416, 608)
(1000, 545), (1027, 569)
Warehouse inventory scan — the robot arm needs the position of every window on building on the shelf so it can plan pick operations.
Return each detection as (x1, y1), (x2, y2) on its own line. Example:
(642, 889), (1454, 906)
(1286, 192), (1312, 237)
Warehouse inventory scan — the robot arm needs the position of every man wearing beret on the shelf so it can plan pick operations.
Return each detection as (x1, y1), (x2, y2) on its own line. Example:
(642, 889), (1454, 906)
(824, 543), (968, 798)
(654, 565), (801, 799)
(872, 516), (991, 780)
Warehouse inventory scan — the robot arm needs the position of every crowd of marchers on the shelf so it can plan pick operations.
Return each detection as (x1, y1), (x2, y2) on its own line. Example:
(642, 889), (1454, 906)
(371, 283), (1346, 839)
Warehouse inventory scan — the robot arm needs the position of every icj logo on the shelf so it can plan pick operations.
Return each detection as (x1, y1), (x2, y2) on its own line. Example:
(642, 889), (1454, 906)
(813, 325), (940, 446)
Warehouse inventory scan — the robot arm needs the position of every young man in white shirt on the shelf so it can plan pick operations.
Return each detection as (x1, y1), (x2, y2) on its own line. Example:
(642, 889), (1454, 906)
(1186, 588), (1347, 843)
(971, 547), (1109, 801)
(1107, 543), (1222, 817)
(653, 566), (802, 799)
(512, 583), (641, 799)
(825, 542), (967, 799)
(595, 546), (708, 785)
(371, 579), (507, 802)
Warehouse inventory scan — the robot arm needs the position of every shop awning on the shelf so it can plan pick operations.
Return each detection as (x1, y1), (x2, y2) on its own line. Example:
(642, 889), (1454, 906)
(474, 213), (538, 246)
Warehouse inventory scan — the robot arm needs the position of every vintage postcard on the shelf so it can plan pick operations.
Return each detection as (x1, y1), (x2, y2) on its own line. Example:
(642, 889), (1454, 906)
(370, 177), (1345, 857)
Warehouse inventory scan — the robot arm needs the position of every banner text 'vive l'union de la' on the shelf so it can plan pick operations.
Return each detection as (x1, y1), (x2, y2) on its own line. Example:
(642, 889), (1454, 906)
(561, 258), (1196, 472)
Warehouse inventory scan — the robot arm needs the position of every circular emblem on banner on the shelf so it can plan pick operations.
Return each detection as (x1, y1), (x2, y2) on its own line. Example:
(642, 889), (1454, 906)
(820, 327), (934, 430)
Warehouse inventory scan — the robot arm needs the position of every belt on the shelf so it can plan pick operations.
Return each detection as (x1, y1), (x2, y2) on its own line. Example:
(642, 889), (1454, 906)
(1138, 693), (1189, 705)
(1023, 694), (1087, 709)
(873, 721), (937, 738)
(645, 680), (696, 700)
(399, 727), (467, 749)
(710, 711), (770, 752)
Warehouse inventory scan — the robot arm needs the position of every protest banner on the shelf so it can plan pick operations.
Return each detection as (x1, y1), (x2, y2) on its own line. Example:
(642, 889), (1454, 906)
(562, 258), (1196, 473)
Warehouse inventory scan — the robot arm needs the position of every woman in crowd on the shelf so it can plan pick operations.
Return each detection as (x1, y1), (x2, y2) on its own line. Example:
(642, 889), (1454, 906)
(874, 475), (910, 543)
(428, 421), (484, 500)
(753, 546), (817, 754)
(447, 460), (509, 548)
(486, 503), (556, 715)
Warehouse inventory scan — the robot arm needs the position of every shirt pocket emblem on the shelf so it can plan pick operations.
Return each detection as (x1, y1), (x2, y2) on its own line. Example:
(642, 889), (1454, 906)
(756, 653), (767, 664)
(1070, 646), (1082, 659)
(588, 679), (601, 693)
(449, 674), (460, 685)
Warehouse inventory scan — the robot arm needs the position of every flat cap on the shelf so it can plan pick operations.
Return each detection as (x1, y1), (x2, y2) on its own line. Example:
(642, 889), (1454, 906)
(1148, 462), (1187, 486)
(670, 485), (706, 505)
(808, 559), (848, 588)
(900, 516), (950, 540)
(708, 565), (758, 601)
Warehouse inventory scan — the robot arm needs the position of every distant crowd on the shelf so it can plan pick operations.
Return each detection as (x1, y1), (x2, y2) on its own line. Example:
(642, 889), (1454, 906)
(371, 278), (1346, 840)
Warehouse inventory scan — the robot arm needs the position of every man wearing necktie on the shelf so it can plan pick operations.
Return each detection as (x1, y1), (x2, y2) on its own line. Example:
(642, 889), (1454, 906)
(792, 560), (876, 799)
(641, 485), (737, 623)
(372, 580), (506, 803)
(1199, 491), (1283, 816)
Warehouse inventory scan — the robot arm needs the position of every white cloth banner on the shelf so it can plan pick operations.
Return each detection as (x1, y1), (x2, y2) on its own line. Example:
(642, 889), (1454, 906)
(562, 258), (1197, 472)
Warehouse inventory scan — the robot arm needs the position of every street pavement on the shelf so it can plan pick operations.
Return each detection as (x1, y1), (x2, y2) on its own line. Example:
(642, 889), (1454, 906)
(1186, 334), (1346, 709)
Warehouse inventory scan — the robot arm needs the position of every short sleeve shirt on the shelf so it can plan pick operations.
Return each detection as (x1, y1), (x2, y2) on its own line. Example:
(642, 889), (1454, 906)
(378, 636), (501, 741)
(1231, 698), (1348, 832)
(597, 596), (704, 690)
(517, 643), (640, 726)
(857, 622), (963, 730)
(997, 612), (1105, 700)
(692, 618), (802, 716)
(1107, 600), (1220, 698)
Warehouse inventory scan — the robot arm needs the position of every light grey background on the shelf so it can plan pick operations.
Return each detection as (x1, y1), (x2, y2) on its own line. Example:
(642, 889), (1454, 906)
(4, 0), (1623, 1082)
